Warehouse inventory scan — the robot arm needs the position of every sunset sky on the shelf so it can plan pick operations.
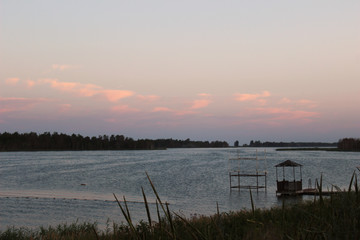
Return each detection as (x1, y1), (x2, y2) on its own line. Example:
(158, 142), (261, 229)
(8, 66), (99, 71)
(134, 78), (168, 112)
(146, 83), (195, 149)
(1, 1), (359, 144)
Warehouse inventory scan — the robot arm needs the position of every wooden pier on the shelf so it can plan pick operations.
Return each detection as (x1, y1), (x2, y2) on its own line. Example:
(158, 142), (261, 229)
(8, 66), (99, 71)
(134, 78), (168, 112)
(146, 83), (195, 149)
(277, 188), (339, 196)
(275, 160), (343, 197)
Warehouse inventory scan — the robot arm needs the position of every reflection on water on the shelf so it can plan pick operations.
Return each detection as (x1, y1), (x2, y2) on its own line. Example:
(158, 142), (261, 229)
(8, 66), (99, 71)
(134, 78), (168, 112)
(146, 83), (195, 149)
(0, 148), (359, 229)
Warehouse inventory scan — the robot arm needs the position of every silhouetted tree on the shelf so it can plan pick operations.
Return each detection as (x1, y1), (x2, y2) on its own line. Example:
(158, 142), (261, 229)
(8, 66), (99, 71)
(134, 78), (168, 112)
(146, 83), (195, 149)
(0, 132), (230, 151)
(338, 138), (360, 151)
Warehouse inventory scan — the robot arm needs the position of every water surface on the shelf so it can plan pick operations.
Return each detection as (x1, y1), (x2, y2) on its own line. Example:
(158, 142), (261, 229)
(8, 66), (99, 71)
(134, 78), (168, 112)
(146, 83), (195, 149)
(0, 148), (359, 229)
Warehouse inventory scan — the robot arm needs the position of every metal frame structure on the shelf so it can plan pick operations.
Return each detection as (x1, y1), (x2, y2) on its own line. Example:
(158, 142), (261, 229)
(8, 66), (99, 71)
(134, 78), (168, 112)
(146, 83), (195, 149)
(228, 149), (267, 191)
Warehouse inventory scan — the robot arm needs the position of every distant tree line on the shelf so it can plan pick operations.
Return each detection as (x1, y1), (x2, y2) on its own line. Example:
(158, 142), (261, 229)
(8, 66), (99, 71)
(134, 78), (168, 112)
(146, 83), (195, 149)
(337, 138), (360, 151)
(242, 140), (337, 148)
(0, 132), (229, 151)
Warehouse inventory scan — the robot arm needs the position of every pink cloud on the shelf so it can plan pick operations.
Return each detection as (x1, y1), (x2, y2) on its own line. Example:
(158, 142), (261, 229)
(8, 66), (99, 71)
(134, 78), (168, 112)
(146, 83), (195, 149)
(235, 91), (271, 102)
(40, 79), (78, 91)
(5, 78), (20, 85)
(26, 80), (36, 88)
(102, 90), (135, 102)
(298, 99), (317, 108)
(38, 79), (134, 102)
(152, 107), (173, 112)
(52, 81), (78, 91)
(279, 97), (318, 108)
(190, 99), (212, 109)
(256, 99), (268, 106)
(152, 93), (213, 116)
(0, 97), (45, 113)
(78, 84), (102, 97)
(279, 97), (291, 104)
(252, 107), (320, 122)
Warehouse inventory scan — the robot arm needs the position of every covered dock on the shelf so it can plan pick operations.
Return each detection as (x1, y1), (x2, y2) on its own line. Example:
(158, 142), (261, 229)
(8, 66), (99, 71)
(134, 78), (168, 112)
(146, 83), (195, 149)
(275, 160), (303, 196)
(275, 160), (338, 196)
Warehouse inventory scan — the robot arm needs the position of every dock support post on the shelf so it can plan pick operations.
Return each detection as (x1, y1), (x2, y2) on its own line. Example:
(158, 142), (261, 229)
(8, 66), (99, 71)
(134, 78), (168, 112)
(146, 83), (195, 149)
(229, 173), (232, 190)
(265, 173), (267, 192)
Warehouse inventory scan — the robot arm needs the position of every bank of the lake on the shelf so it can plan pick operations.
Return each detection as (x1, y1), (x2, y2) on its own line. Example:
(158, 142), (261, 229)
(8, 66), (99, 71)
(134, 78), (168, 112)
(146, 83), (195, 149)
(276, 147), (338, 151)
(1, 188), (360, 239)
(276, 147), (360, 152)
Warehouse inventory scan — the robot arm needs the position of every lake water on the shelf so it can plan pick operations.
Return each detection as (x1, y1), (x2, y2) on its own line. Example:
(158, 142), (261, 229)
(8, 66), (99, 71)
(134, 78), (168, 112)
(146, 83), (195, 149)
(0, 148), (359, 230)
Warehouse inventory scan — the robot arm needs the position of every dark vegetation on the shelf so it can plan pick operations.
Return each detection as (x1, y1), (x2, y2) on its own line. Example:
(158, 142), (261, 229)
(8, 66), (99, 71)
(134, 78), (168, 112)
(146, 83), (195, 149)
(1, 173), (360, 239)
(276, 147), (339, 151)
(275, 138), (360, 152)
(337, 138), (360, 151)
(243, 140), (337, 148)
(0, 132), (229, 151)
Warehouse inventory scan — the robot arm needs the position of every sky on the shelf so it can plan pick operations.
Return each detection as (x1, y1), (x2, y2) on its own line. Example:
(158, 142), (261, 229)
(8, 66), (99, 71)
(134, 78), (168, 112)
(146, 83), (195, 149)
(0, 1), (359, 144)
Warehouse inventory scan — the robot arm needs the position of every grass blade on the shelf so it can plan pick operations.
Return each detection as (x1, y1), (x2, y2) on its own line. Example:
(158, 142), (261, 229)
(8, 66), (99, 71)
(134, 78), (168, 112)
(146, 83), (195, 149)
(166, 202), (176, 239)
(123, 196), (132, 224)
(331, 184), (342, 192)
(141, 187), (152, 228)
(174, 212), (207, 240)
(145, 172), (178, 239)
(92, 225), (99, 240)
(210, 216), (225, 240)
(355, 173), (358, 195)
(249, 188), (255, 216)
(316, 175), (323, 204)
(146, 172), (168, 218)
(155, 200), (162, 230)
(348, 171), (356, 193)
(113, 193), (139, 240)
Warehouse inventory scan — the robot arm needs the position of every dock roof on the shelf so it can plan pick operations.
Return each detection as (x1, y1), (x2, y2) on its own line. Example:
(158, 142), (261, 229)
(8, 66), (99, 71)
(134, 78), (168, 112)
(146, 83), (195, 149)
(275, 160), (302, 167)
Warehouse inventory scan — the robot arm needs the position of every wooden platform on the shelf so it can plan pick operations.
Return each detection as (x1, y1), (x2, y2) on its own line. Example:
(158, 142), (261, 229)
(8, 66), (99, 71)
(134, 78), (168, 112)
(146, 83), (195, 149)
(277, 188), (339, 196)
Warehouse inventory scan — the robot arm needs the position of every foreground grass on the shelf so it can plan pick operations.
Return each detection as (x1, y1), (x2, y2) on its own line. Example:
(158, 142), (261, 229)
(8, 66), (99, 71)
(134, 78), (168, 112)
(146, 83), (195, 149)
(2, 173), (360, 240)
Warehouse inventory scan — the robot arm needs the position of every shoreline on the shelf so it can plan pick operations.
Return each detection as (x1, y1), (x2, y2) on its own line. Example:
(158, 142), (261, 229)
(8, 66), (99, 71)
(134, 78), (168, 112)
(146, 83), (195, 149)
(2, 190), (359, 239)
(276, 147), (360, 152)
